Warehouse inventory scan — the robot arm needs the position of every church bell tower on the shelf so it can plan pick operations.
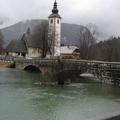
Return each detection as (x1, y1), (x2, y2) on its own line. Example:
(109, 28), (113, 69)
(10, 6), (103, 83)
(48, 0), (61, 57)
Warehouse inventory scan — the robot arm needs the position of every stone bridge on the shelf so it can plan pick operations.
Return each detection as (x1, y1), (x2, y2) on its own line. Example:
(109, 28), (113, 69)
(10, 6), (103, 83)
(15, 58), (120, 85)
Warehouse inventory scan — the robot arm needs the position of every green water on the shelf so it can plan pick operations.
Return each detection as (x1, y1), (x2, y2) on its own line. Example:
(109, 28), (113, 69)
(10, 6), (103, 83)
(0, 68), (120, 120)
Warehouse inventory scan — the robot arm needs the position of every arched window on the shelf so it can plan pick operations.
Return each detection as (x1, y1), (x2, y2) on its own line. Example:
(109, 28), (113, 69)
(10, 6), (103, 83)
(57, 19), (59, 24)
(51, 19), (53, 24)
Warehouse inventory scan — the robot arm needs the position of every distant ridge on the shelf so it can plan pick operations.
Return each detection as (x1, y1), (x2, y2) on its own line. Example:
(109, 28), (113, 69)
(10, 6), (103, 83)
(1, 19), (93, 47)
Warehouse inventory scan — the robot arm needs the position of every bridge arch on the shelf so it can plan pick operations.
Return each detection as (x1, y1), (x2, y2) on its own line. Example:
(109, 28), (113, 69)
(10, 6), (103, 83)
(24, 65), (41, 72)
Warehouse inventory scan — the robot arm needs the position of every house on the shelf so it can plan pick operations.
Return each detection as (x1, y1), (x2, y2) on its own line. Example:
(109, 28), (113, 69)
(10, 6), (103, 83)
(60, 46), (80, 59)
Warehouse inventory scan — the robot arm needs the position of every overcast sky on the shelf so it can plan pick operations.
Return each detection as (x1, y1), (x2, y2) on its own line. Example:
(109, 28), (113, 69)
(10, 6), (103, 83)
(0, 0), (120, 37)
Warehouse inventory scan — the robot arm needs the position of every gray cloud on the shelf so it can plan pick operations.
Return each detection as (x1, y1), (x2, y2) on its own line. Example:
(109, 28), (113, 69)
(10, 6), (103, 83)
(0, 0), (120, 37)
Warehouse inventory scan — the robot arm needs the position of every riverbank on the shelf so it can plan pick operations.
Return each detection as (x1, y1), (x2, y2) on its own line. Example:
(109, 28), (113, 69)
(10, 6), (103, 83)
(0, 60), (14, 68)
(103, 115), (120, 120)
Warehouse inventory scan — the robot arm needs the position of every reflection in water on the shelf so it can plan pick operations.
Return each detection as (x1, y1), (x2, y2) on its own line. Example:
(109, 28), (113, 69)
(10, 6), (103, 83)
(0, 68), (120, 120)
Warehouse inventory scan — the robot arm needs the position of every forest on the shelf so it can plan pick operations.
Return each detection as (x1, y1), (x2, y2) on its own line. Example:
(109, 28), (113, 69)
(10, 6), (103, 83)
(87, 37), (120, 62)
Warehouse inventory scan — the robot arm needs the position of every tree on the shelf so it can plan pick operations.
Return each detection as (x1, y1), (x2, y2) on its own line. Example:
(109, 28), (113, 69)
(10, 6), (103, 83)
(79, 27), (95, 59)
(86, 23), (108, 42)
(32, 21), (48, 58)
(0, 30), (4, 53)
(41, 21), (48, 57)
(86, 23), (99, 41)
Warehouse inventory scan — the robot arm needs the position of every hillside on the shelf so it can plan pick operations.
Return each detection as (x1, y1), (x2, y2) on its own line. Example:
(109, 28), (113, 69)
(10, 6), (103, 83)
(1, 19), (94, 47)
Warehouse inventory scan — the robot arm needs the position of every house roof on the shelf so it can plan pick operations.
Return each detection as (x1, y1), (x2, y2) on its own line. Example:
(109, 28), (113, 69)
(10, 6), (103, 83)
(6, 39), (27, 53)
(25, 34), (44, 49)
(6, 34), (28, 53)
(60, 46), (80, 54)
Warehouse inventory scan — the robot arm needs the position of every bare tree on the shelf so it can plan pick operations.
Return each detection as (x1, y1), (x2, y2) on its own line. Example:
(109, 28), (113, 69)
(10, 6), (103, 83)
(0, 30), (4, 53)
(32, 21), (48, 58)
(86, 23), (98, 41)
(41, 21), (48, 58)
(79, 27), (95, 59)
(86, 23), (108, 42)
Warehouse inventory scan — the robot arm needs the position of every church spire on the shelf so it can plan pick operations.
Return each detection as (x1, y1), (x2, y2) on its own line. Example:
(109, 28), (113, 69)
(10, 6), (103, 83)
(52, 0), (58, 14)
(48, 0), (61, 57)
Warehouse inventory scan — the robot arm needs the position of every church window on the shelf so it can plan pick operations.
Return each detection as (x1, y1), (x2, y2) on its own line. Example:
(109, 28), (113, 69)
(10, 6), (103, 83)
(57, 19), (59, 24)
(51, 19), (53, 24)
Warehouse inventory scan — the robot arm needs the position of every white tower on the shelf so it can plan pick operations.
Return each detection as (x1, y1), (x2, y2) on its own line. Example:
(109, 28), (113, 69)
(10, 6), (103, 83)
(48, 0), (61, 57)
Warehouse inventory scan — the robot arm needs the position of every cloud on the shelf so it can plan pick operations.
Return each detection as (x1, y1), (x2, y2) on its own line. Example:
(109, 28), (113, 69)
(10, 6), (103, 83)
(0, 14), (9, 26)
(0, 0), (120, 37)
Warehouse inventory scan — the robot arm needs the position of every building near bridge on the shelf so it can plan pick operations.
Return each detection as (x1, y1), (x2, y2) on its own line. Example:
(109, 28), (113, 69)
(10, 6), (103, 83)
(60, 46), (80, 59)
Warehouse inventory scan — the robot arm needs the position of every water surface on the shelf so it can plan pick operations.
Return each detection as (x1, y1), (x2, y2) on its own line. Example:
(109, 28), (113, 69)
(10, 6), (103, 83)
(0, 68), (120, 120)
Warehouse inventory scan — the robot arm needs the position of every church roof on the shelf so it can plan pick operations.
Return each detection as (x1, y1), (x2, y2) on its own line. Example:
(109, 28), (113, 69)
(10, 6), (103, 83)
(6, 39), (27, 53)
(49, 0), (61, 18)
(49, 13), (61, 18)
(25, 33), (44, 49)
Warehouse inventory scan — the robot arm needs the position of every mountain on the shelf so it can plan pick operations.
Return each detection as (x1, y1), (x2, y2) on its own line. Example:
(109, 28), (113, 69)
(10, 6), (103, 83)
(1, 19), (94, 47)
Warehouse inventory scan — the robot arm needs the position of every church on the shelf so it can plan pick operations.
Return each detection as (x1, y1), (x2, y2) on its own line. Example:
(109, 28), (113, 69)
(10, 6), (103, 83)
(6, 1), (80, 59)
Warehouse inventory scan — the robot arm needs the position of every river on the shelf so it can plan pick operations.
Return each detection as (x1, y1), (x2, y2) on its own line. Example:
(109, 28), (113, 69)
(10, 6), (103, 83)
(0, 68), (120, 120)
